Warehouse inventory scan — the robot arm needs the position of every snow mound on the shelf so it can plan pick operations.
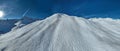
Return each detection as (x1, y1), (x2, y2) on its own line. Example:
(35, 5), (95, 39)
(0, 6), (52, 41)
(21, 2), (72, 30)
(0, 13), (120, 51)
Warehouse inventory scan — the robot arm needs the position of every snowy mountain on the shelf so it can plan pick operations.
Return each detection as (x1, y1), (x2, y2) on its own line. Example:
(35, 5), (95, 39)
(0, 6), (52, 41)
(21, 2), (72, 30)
(0, 13), (120, 51)
(0, 16), (38, 34)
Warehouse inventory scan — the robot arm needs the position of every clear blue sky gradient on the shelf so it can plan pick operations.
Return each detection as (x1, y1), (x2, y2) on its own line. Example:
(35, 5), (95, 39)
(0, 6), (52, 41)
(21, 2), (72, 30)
(0, 0), (120, 19)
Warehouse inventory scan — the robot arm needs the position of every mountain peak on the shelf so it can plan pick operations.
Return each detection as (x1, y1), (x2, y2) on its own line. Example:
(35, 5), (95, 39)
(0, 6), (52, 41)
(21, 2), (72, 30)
(45, 13), (87, 23)
(1, 13), (120, 51)
(51, 13), (70, 18)
(53, 13), (66, 15)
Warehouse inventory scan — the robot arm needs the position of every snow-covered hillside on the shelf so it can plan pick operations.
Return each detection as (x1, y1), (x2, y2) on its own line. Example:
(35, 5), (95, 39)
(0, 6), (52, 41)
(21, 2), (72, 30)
(0, 13), (120, 51)
(0, 16), (38, 34)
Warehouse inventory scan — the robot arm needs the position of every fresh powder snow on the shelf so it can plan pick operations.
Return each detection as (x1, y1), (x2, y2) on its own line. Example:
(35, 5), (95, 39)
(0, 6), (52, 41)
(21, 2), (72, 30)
(0, 13), (120, 51)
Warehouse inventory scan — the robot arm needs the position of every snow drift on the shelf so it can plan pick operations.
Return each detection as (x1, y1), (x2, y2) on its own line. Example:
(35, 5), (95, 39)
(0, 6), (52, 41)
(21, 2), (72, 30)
(0, 13), (120, 51)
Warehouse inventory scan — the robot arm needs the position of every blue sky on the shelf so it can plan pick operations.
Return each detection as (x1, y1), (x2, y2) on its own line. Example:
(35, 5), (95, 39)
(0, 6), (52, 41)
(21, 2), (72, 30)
(0, 0), (120, 19)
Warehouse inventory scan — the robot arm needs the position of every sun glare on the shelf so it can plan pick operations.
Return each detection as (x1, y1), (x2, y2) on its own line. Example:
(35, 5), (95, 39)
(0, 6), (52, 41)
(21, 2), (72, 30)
(0, 11), (4, 18)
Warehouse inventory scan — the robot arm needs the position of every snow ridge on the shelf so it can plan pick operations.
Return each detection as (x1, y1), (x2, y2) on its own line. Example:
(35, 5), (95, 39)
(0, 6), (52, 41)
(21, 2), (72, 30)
(0, 13), (120, 51)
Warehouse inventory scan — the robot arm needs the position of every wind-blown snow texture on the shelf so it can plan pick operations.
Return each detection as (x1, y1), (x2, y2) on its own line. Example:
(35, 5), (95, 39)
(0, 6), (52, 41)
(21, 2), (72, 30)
(0, 13), (120, 51)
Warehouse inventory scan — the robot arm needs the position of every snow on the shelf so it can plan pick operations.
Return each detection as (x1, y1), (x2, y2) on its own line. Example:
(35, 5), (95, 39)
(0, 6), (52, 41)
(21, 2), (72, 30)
(0, 16), (38, 34)
(0, 13), (120, 51)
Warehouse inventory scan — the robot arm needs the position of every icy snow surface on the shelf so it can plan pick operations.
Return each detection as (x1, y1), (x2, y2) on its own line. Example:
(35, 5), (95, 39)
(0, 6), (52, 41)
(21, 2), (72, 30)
(0, 13), (120, 51)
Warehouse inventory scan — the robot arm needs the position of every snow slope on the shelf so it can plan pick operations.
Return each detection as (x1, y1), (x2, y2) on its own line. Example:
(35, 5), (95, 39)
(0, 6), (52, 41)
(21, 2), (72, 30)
(0, 13), (120, 51)
(0, 16), (38, 34)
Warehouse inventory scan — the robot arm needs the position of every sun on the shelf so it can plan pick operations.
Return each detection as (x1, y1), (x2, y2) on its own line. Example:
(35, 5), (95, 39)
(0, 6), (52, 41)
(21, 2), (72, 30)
(0, 11), (4, 18)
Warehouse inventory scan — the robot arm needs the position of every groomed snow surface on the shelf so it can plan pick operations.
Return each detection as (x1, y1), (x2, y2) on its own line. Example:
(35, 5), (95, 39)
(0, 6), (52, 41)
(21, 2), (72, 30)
(0, 13), (120, 51)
